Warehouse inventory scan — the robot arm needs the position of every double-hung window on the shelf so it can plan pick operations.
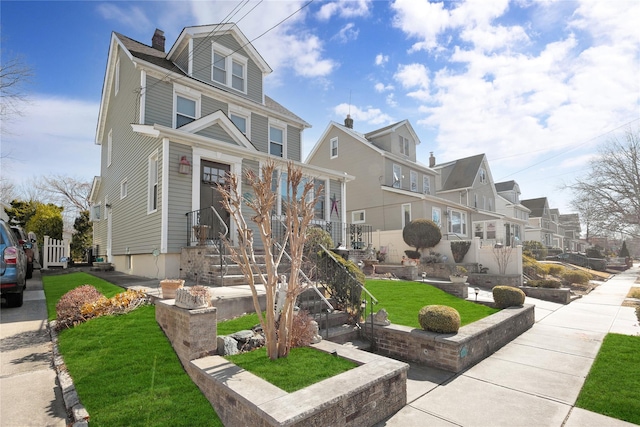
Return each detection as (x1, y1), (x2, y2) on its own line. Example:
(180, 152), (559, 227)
(269, 125), (284, 157)
(392, 164), (401, 188)
(423, 175), (430, 195)
(447, 209), (467, 235)
(213, 51), (226, 84)
(229, 105), (251, 139)
(330, 137), (338, 158)
(212, 44), (247, 93)
(231, 60), (245, 91)
(399, 136), (409, 155)
(176, 96), (196, 127)
(230, 113), (246, 134)
(148, 152), (159, 213)
(410, 171), (417, 192)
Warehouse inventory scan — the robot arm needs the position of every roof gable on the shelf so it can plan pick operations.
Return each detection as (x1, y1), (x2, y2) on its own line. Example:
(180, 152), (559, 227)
(179, 110), (256, 150)
(521, 197), (548, 217)
(437, 154), (486, 191)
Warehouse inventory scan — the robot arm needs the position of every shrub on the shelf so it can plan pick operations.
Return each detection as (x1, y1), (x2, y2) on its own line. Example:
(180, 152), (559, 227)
(526, 279), (562, 289)
(451, 241), (471, 263)
(324, 251), (365, 315)
(290, 310), (317, 348)
(418, 305), (461, 333)
(546, 264), (565, 276)
(403, 219), (442, 252)
(492, 286), (525, 308)
(561, 270), (591, 285)
(523, 254), (543, 279)
(80, 289), (148, 320)
(56, 285), (104, 330)
(523, 241), (547, 260)
(304, 227), (333, 261)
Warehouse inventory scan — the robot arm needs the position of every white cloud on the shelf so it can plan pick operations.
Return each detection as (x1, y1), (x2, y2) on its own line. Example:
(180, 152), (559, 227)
(316, 0), (372, 21)
(394, 63), (430, 90)
(1, 96), (100, 187)
(96, 3), (152, 30)
(386, 93), (398, 108)
(375, 53), (389, 66)
(333, 23), (359, 43)
(374, 82), (394, 93)
(333, 103), (394, 126)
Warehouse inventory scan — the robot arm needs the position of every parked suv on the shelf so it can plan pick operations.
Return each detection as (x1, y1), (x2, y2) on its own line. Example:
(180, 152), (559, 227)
(10, 225), (35, 279)
(1, 219), (27, 307)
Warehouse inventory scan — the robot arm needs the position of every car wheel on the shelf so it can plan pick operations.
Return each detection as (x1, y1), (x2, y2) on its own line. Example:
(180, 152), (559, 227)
(26, 262), (33, 279)
(6, 290), (24, 308)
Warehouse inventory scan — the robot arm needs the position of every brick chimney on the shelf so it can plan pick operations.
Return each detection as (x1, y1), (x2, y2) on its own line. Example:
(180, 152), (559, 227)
(344, 114), (353, 129)
(429, 152), (436, 167)
(152, 29), (165, 52)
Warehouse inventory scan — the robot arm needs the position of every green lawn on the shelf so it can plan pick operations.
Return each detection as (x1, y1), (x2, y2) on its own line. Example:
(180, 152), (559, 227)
(42, 272), (124, 320)
(576, 333), (640, 424)
(43, 273), (222, 427)
(217, 312), (261, 335)
(226, 346), (357, 392)
(366, 279), (499, 328)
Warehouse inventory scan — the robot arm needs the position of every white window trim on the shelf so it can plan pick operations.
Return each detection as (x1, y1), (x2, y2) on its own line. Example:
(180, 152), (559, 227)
(392, 164), (401, 188)
(423, 175), (430, 195)
(399, 135), (409, 156)
(410, 170), (417, 192)
(229, 104), (251, 140)
(148, 151), (159, 214)
(107, 129), (112, 167)
(330, 137), (338, 159)
(91, 203), (101, 221)
(120, 178), (128, 199)
(447, 208), (468, 235)
(173, 84), (201, 129)
(352, 210), (365, 224)
(402, 203), (412, 229)
(115, 58), (120, 96)
(268, 119), (287, 158)
(211, 43), (248, 94)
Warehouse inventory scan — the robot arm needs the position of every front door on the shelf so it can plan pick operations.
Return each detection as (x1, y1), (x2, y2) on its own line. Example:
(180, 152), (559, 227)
(200, 160), (231, 239)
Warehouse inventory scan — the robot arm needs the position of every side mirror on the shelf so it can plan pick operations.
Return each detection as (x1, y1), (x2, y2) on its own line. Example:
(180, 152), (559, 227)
(23, 242), (33, 250)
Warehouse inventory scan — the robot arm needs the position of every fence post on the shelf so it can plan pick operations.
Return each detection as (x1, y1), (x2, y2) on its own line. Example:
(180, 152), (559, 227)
(43, 235), (50, 270)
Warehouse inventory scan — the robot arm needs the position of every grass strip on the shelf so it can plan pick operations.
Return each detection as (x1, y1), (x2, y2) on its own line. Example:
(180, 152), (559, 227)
(366, 279), (499, 328)
(42, 272), (124, 320)
(217, 312), (261, 335)
(576, 333), (640, 424)
(56, 305), (222, 427)
(225, 346), (357, 392)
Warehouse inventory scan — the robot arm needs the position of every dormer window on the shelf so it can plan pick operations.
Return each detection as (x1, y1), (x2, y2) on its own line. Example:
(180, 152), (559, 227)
(479, 168), (487, 183)
(399, 136), (409, 155)
(211, 44), (248, 94)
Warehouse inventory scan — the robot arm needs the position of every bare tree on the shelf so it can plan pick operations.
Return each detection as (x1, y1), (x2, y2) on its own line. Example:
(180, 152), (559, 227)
(219, 160), (319, 360)
(493, 244), (514, 275)
(568, 127), (640, 238)
(0, 50), (32, 135)
(36, 174), (92, 212)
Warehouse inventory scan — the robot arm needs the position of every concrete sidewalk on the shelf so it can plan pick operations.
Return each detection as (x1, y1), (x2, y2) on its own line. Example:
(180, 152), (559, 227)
(0, 269), (68, 427)
(377, 265), (639, 427)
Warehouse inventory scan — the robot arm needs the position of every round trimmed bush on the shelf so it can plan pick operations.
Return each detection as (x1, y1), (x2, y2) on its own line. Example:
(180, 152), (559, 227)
(492, 286), (525, 308)
(418, 305), (461, 333)
(403, 219), (442, 252)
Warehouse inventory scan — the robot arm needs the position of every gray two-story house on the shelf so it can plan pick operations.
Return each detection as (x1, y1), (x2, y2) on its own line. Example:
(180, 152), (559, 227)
(90, 24), (351, 278)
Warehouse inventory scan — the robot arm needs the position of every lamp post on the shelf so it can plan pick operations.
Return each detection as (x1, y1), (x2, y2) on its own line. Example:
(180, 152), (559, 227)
(421, 271), (426, 282)
(474, 287), (480, 302)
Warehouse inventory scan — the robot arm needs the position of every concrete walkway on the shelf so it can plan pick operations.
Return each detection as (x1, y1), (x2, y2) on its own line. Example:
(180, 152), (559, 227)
(376, 265), (639, 427)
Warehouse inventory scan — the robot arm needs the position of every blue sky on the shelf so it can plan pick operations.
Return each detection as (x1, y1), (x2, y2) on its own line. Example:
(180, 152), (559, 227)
(2, 0), (639, 215)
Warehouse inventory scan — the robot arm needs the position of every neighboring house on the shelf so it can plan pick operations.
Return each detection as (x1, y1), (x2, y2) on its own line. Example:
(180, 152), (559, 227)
(306, 118), (453, 238)
(90, 24), (351, 278)
(558, 213), (584, 252)
(494, 180), (530, 246)
(521, 197), (560, 248)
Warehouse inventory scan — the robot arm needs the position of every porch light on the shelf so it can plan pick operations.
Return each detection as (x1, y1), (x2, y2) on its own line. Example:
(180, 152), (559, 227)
(421, 271), (426, 282)
(178, 155), (191, 175)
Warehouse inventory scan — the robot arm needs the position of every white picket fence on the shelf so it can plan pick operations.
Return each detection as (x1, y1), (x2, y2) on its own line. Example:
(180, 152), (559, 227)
(43, 235), (70, 269)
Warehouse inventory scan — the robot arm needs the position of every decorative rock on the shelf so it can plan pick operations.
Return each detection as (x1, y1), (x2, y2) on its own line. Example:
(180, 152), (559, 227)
(230, 330), (255, 341)
(217, 336), (239, 356)
(310, 320), (322, 344)
(368, 308), (391, 326)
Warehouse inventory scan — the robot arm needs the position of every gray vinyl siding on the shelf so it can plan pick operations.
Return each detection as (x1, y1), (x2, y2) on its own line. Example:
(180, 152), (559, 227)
(175, 46), (189, 73)
(195, 123), (237, 145)
(191, 33), (263, 104)
(251, 113), (268, 153)
(167, 143), (193, 252)
(287, 125), (301, 162)
(144, 75), (173, 127)
(202, 95), (227, 117)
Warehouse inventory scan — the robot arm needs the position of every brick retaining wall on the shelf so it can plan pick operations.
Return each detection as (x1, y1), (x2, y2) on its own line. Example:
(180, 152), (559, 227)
(520, 286), (571, 304)
(362, 304), (534, 372)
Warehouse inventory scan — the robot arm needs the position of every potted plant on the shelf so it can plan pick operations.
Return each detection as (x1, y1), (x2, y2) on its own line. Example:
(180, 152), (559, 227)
(160, 279), (185, 299)
(449, 266), (468, 283)
(175, 285), (211, 309)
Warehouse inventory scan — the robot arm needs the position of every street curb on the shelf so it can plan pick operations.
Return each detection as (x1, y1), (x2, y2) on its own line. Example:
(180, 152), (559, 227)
(48, 320), (90, 427)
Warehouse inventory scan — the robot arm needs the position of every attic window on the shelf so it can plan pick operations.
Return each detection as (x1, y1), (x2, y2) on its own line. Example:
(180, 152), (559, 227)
(330, 137), (338, 158)
(211, 44), (248, 94)
(479, 168), (487, 184)
(399, 136), (409, 155)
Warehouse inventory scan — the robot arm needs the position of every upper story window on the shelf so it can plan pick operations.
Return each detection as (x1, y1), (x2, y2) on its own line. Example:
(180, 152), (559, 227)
(269, 125), (284, 157)
(479, 168), (487, 184)
(447, 209), (467, 235)
(330, 137), (338, 159)
(212, 44), (248, 94)
(176, 96), (196, 127)
(230, 113), (246, 133)
(229, 105), (251, 140)
(399, 135), (409, 156)
(423, 175), (430, 195)
(392, 164), (401, 188)
(410, 171), (418, 192)
(91, 204), (101, 221)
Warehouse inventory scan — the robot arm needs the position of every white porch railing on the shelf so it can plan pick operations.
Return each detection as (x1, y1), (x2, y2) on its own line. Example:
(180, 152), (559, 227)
(43, 235), (70, 269)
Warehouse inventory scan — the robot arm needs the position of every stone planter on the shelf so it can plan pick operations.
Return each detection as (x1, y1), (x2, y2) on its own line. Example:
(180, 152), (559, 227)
(449, 275), (468, 283)
(175, 287), (210, 309)
(161, 279), (185, 299)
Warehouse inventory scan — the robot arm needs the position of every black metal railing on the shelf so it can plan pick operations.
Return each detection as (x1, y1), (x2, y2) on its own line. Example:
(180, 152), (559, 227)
(270, 217), (372, 250)
(186, 207), (228, 246)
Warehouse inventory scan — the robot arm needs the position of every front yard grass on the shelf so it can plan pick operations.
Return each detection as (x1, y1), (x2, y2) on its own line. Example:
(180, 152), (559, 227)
(43, 273), (222, 427)
(366, 279), (499, 329)
(225, 346), (357, 392)
(575, 333), (640, 424)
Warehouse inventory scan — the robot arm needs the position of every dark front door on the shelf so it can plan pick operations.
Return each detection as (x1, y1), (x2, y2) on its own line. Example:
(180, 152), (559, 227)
(200, 160), (231, 239)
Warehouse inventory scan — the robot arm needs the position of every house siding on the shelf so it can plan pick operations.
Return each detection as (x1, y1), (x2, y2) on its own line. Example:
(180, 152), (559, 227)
(202, 95), (228, 117)
(195, 123), (238, 145)
(144, 75), (173, 127)
(167, 143), (193, 252)
(287, 125), (301, 162)
(251, 112), (268, 153)
(175, 46), (189, 73)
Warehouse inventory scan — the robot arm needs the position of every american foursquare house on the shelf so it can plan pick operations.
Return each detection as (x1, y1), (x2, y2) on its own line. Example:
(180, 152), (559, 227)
(90, 24), (353, 279)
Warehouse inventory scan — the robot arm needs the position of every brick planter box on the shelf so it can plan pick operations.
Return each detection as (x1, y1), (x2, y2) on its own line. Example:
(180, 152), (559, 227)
(362, 304), (534, 372)
(519, 286), (572, 304)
